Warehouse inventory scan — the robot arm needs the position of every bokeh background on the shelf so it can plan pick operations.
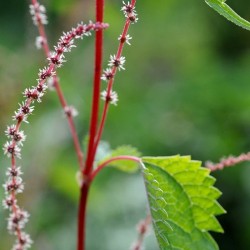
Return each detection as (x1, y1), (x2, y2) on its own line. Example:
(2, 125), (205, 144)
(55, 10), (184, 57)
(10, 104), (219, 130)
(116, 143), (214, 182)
(1, 0), (250, 249)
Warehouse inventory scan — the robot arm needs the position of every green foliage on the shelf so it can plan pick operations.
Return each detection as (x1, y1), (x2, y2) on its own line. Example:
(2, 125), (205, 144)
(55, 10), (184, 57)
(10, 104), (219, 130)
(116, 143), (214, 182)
(48, 158), (79, 203)
(98, 145), (141, 173)
(49, 0), (78, 14)
(205, 0), (250, 30)
(84, 136), (141, 172)
(141, 156), (226, 250)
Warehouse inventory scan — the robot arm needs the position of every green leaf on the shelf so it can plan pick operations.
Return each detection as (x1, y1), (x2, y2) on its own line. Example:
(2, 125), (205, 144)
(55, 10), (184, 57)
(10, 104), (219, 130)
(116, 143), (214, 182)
(99, 145), (141, 173)
(141, 155), (226, 250)
(205, 0), (250, 31)
(83, 135), (141, 173)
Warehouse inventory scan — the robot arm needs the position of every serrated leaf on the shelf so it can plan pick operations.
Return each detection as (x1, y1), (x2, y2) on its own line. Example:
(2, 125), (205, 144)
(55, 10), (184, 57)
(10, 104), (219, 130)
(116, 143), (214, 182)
(99, 145), (141, 173)
(141, 155), (226, 250)
(205, 0), (250, 31)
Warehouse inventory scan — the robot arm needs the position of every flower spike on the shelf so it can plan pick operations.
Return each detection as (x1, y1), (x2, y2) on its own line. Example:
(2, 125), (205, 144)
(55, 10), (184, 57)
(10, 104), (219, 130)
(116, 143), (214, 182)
(3, 19), (108, 250)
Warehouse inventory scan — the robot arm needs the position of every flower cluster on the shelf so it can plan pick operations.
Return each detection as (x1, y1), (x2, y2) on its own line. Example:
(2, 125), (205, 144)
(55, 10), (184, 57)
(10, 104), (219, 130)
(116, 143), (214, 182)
(118, 34), (132, 45)
(29, 2), (48, 26)
(64, 105), (79, 117)
(100, 1), (138, 106)
(101, 90), (119, 105)
(49, 22), (108, 68)
(3, 20), (108, 250)
(121, 1), (139, 23)
(108, 55), (126, 71)
(35, 36), (46, 50)
(206, 152), (250, 172)
(2, 166), (32, 250)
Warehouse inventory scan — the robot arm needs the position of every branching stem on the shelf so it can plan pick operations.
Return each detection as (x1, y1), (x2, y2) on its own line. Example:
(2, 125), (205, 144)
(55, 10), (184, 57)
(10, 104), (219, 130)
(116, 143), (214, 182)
(91, 0), (137, 164)
(31, 0), (84, 169)
(84, 0), (105, 175)
(90, 155), (141, 182)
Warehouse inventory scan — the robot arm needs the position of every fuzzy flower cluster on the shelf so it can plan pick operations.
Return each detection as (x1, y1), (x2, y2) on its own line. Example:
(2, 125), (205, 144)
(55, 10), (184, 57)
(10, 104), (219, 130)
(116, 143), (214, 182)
(101, 90), (119, 105)
(64, 105), (79, 117)
(100, 1), (138, 106)
(29, 2), (48, 26)
(121, 1), (139, 23)
(2, 166), (32, 250)
(206, 152), (250, 172)
(35, 36), (46, 50)
(3, 20), (108, 250)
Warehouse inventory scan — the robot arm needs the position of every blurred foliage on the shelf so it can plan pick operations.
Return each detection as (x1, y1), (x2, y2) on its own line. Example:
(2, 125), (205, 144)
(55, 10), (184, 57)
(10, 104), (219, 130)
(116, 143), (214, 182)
(1, 0), (250, 249)
(97, 144), (141, 173)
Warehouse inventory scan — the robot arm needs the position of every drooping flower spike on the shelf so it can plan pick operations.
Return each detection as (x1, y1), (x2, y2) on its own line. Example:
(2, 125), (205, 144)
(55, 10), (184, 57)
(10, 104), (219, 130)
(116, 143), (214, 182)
(3, 20), (108, 250)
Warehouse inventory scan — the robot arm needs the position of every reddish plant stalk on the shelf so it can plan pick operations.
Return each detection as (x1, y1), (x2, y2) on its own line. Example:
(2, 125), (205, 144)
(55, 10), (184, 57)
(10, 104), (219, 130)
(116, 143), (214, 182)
(3, 21), (107, 250)
(91, 0), (137, 163)
(79, 2), (138, 247)
(31, 0), (50, 55)
(78, 155), (140, 249)
(77, 183), (90, 250)
(84, 0), (105, 175)
(206, 152), (250, 172)
(90, 155), (141, 182)
(77, 0), (105, 249)
(31, 0), (84, 169)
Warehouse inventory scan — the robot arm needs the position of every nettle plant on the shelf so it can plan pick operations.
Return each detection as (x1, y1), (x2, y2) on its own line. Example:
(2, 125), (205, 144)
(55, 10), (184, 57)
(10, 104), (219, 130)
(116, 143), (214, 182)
(2, 0), (250, 250)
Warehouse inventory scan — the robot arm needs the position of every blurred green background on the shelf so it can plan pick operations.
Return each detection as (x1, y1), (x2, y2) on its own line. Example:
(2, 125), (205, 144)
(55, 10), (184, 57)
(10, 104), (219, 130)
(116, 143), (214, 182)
(1, 0), (250, 249)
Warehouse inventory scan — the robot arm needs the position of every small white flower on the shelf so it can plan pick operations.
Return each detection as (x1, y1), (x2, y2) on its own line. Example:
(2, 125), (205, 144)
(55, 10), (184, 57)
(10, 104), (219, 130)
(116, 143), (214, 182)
(64, 106), (78, 117)
(2, 195), (16, 210)
(12, 111), (28, 123)
(57, 38), (76, 52)
(39, 66), (49, 79)
(3, 177), (24, 194)
(36, 82), (48, 93)
(128, 13), (139, 23)
(3, 142), (21, 159)
(7, 209), (30, 232)
(19, 102), (34, 115)
(121, 1), (134, 15)
(118, 34), (132, 45)
(24, 87), (44, 103)
(108, 55), (126, 71)
(13, 131), (26, 146)
(5, 125), (16, 138)
(35, 36), (46, 49)
(49, 53), (66, 67)
(29, 3), (48, 26)
(6, 166), (23, 177)
(101, 90), (119, 105)
(13, 232), (33, 250)
(101, 68), (114, 81)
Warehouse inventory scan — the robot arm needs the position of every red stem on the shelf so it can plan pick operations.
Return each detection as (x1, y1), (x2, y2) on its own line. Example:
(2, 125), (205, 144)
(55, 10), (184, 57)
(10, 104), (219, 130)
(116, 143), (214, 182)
(53, 78), (84, 169)
(31, 0), (84, 169)
(78, 0), (104, 249)
(90, 155), (141, 182)
(77, 183), (90, 250)
(32, 0), (50, 55)
(91, 0), (137, 160)
(84, 0), (105, 176)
